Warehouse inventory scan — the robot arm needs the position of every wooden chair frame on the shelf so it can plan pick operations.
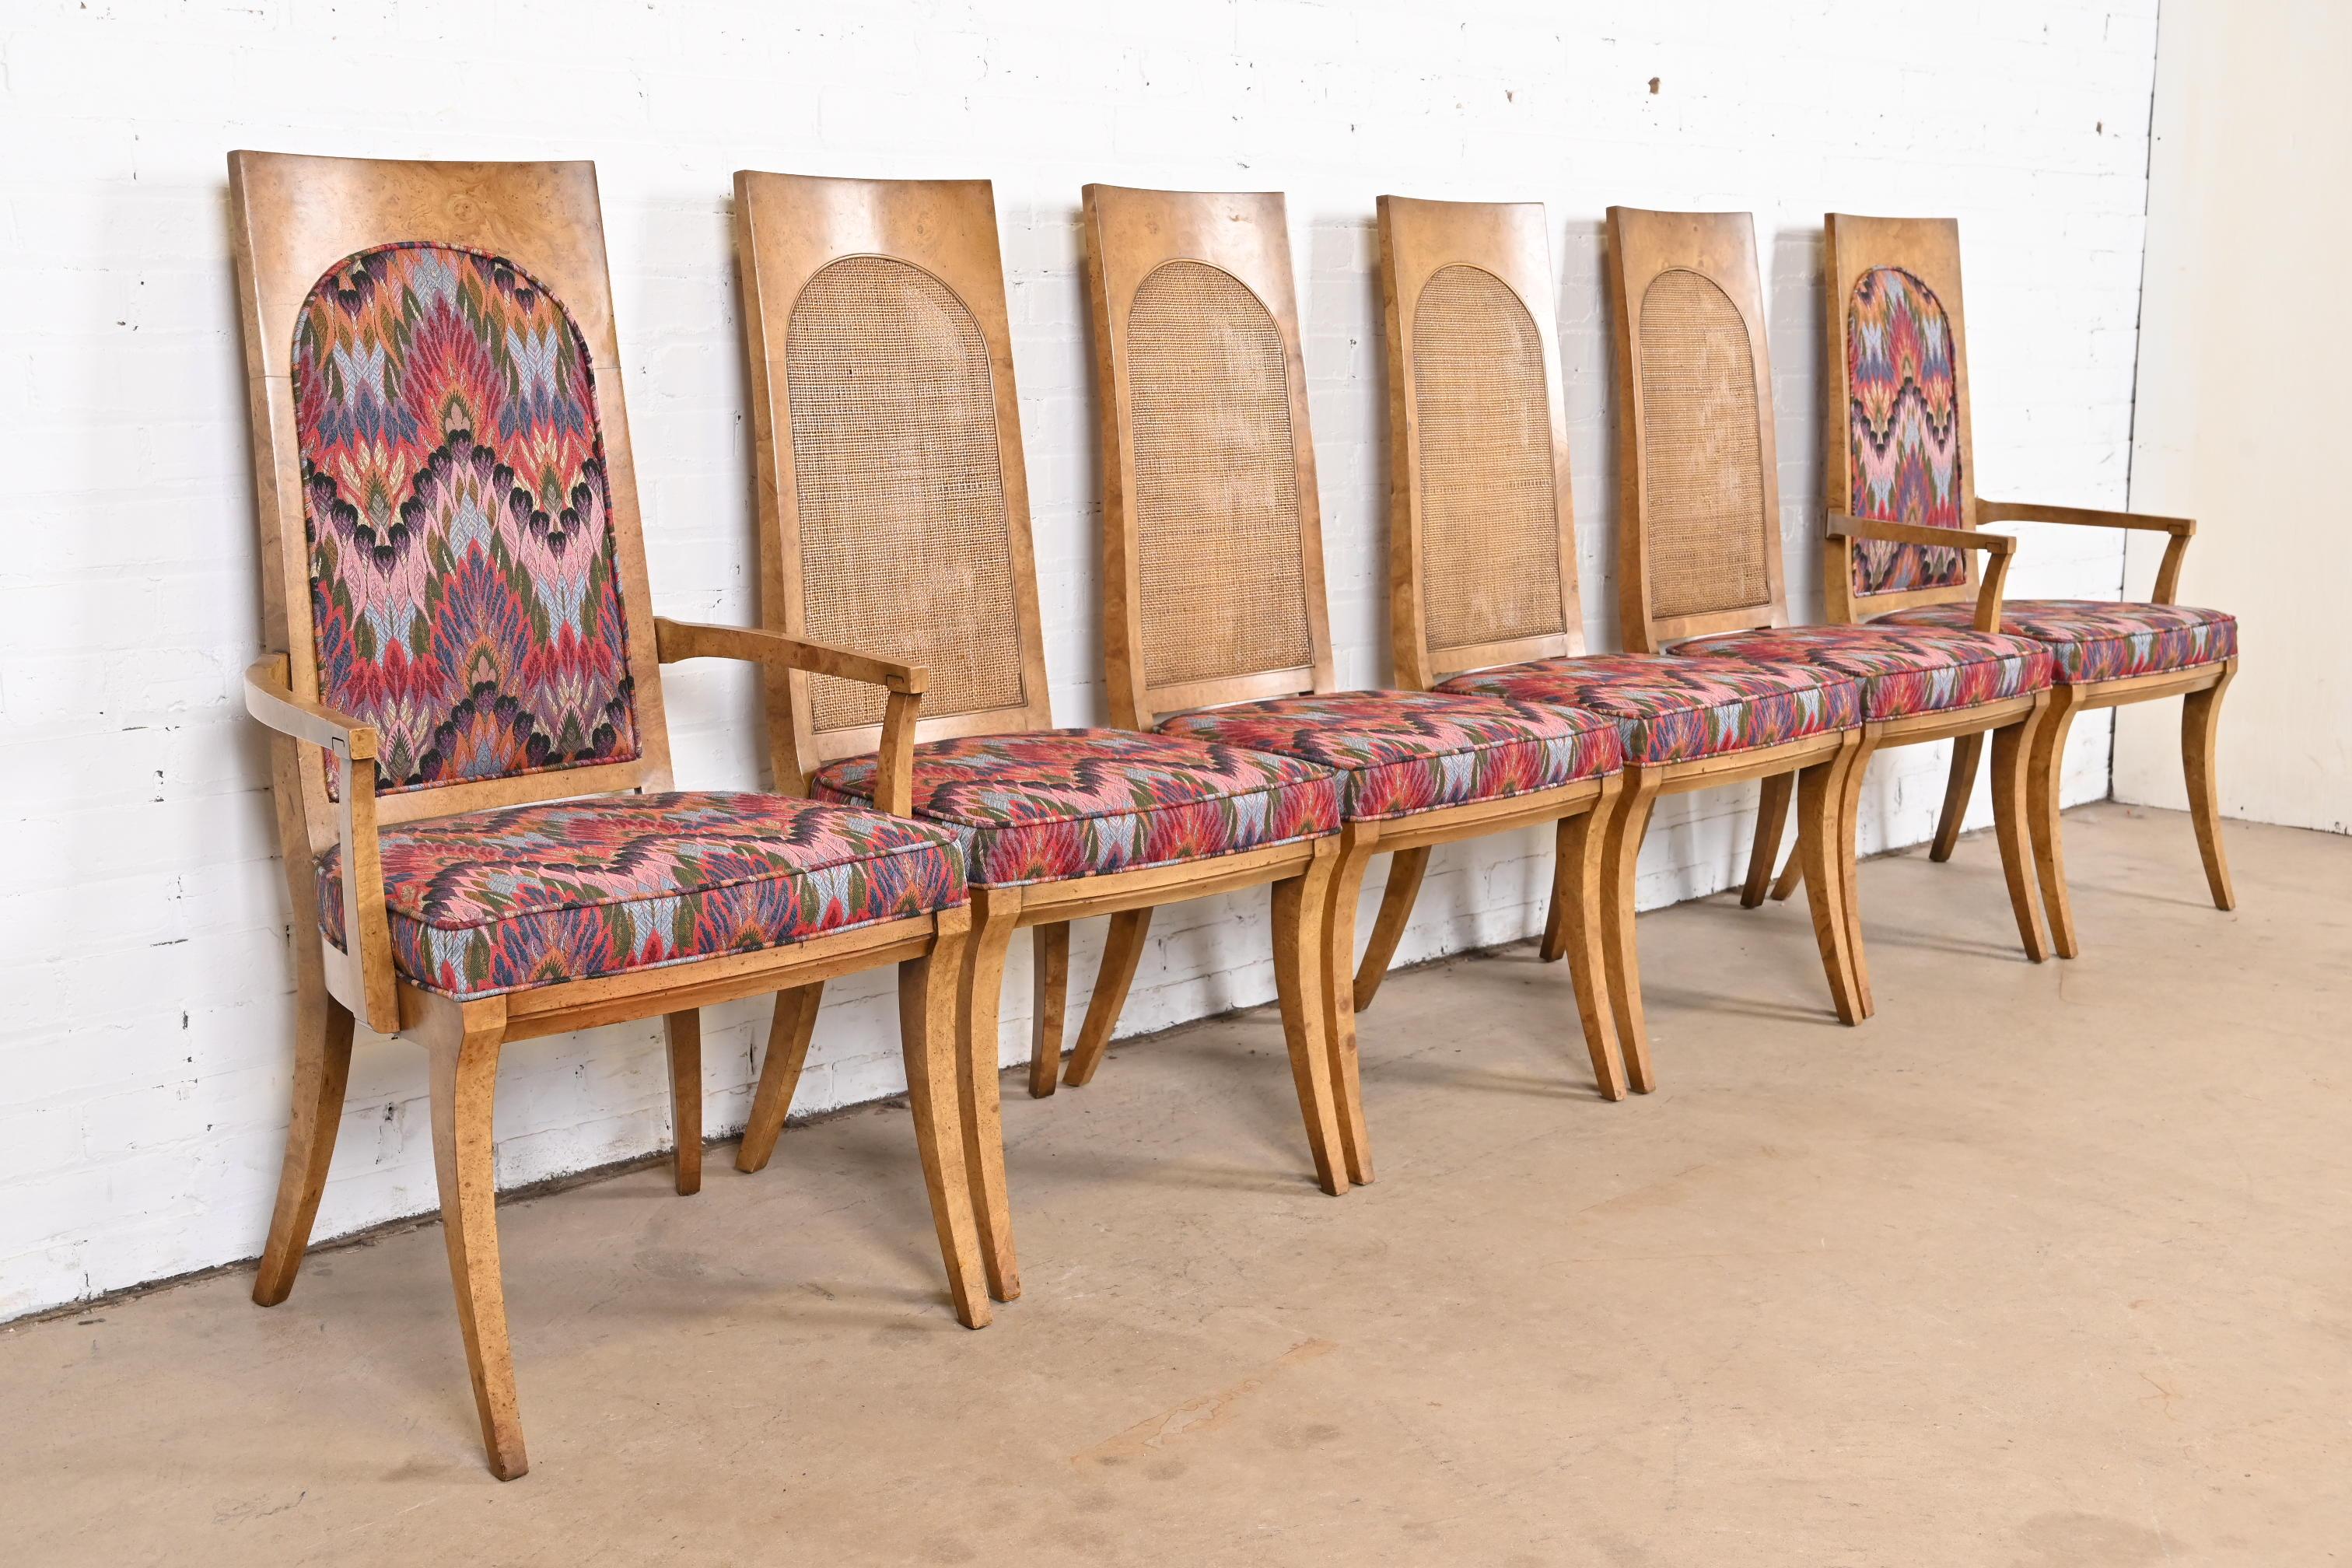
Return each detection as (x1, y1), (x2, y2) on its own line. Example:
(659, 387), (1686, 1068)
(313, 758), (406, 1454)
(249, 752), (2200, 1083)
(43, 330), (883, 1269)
(1377, 194), (1865, 1087)
(733, 172), (1353, 1317)
(1820, 213), (2236, 954)
(1084, 183), (1626, 1188)
(230, 152), (989, 1481)
(1606, 206), (2053, 1012)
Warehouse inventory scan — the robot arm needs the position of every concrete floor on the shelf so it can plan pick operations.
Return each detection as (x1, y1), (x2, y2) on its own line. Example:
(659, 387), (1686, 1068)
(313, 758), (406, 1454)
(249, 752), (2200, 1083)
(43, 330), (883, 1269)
(3, 803), (2346, 1566)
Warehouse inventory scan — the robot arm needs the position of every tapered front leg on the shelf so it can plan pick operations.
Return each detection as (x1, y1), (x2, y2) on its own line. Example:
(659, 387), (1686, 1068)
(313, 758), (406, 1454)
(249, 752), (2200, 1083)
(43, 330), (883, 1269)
(1990, 705), (2053, 964)
(903, 927), (992, 1328)
(958, 887), (1022, 1302)
(252, 987), (355, 1307)
(1557, 789), (1629, 1099)
(1598, 771), (1661, 1094)
(1321, 824), (1381, 1185)
(424, 1000), (527, 1481)
(2182, 661), (2238, 912)
(2026, 685), (2082, 959)
(1796, 746), (1864, 1027)
(1838, 729), (1881, 1017)
(663, 1010), (702, 1195)
(1272, 848), (1348, 1196)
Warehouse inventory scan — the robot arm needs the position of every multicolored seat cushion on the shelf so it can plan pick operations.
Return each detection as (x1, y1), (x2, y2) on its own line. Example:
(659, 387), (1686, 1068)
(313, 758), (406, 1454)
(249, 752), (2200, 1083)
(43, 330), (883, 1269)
(1437, 653), (1862, 766)
(1672, 623), (2054, 722)
(295, 243), (639, 796)
(1153, 690), (1621, 822)
(317, 792), (965, 1001)
(1868, 599), (2238, 685)
(810, 728), (1339, 887)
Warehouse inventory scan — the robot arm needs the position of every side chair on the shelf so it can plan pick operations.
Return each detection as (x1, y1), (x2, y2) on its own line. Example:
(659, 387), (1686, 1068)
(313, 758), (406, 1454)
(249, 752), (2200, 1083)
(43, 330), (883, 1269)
(1797, 213), (2240, 954)
(1374, 194), (1868, 1089)
(1081, 184), (1630, 1189)
(1605, 206), (2060, 1013)
(229, 152), (988, 1480)
(730, 171), (1356, 1314)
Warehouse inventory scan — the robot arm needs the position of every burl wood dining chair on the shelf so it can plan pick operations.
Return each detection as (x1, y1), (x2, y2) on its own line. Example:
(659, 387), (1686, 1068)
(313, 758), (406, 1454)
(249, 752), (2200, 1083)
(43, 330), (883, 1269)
(730, 171), (1355, 1310)
(1082, 184), (1629, 1185)
(1605, 206), (2060, 1013)
(229, 152), (989, 1480)
(1375, 195), (1867, 1087)
(1811, 213), (2239, 954)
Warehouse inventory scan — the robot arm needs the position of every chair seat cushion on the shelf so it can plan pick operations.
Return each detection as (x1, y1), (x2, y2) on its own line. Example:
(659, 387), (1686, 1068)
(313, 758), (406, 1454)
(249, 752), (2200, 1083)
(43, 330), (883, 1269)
(1153, 690), (1622, 822)
(1671, 623), (2055, 721)
(810, 728), (1340, 887)
(1868, 599), (2238, 684)
(1438, 653), (1862, 766)
(317, 791), (966, 1001)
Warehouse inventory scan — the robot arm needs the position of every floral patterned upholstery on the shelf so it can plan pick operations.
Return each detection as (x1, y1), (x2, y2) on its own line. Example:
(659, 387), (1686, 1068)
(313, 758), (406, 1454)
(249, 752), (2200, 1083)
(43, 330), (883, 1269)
(1869, 599), (2238, 685)
(1847, 266), (1968, 598)
(317, 793), (965, 1000)
(295, 243), (638, 796)
(1673, 623), (2054, 722)
(1153, 690), (1621, 822)
(810, 728), (1340, 887)
(1438, 653), (1862, 766)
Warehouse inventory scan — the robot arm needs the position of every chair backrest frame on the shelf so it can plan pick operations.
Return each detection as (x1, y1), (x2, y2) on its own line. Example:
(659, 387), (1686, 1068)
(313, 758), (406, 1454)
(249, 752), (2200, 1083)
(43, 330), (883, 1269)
(733, 172), (1054, 790)
(228, 151), (676, 862)
(1082, 184), (1335, 729)
(1821, 212), (1982, 623)
(1378, 194), (1589, 688)
(1605, 205), (1790, 654)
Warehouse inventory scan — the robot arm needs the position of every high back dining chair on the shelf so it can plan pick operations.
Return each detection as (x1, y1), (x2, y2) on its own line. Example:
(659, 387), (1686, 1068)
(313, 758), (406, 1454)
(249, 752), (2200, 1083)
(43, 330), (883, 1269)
(731, 172), (1356, 1315)
(1817, 214), (2239, 954)
(228, 152), (985, 1479)
(1377, 194), (1867, 1086)
(1605, 206), (2060, 1013)
(1082, 184), (1629, 1186)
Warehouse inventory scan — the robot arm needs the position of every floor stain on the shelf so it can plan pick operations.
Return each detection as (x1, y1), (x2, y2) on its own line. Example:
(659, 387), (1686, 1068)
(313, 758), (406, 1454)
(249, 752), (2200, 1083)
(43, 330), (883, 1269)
(1072, 1338), (1335, 1468)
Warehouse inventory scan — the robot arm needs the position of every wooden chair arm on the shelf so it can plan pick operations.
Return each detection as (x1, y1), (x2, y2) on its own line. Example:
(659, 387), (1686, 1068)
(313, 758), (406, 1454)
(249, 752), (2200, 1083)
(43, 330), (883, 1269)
(1975, 500), (2196, 603)
(244, 655), (399, 1031)
(1976, 499), (2194, 537)
(653, 618), (927, 694)
(651, 618), (927, 817)
(1825, 513), (2018, 556)
(1823, 515), (2016, 635)
(244, 654), (379, 758)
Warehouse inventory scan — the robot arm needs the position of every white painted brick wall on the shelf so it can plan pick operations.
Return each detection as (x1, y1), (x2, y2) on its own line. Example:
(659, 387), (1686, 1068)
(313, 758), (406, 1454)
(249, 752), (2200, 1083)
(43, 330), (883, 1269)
(0, 0), (2155, 1321)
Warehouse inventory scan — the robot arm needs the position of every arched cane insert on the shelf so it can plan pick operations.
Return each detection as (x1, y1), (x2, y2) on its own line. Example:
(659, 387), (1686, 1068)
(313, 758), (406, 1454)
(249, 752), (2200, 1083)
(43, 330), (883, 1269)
(1410, 263), (1569, 650)
(1123, 258), (1314, 690)
(786, 254), (1025, 731)
(1636, 267), (1773, 620)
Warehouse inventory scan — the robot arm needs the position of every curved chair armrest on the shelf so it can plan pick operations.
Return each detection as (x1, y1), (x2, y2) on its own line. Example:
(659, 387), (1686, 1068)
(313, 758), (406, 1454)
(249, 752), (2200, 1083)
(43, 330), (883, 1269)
(1824, 513), (2018, 634)
(243, 655), (399, 1031)
(244, 654), (380, 758)
(652, 618), (928, 816)
(1976, 500), (2196, 603)
(653, 617), (926, 694)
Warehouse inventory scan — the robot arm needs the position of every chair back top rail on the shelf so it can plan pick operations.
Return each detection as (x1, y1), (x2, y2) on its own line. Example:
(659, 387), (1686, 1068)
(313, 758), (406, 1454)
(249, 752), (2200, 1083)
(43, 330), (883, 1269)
(1082, 184), (1335, 729)
(1378, 194), (1587, 688)
(734, 171), (1054, 782)
(228, 151), (674, 853)
(1604, 205), (1790, 653)
(1822, 212), (1983, 622)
